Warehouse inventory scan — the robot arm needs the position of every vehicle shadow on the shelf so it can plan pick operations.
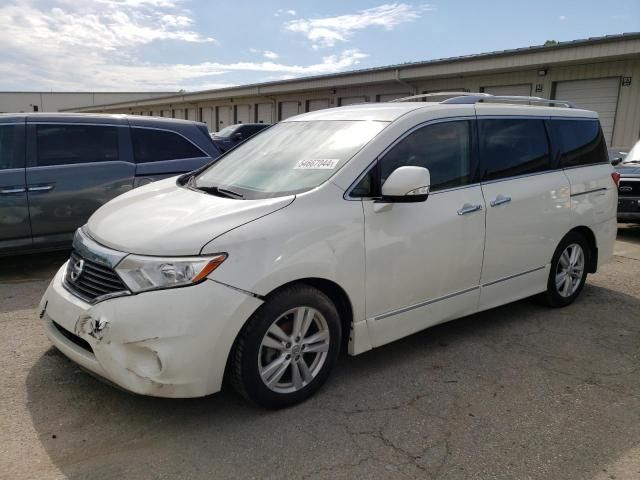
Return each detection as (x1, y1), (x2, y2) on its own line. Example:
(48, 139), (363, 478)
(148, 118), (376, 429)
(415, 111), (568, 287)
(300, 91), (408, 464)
(25, 283), (640, 480)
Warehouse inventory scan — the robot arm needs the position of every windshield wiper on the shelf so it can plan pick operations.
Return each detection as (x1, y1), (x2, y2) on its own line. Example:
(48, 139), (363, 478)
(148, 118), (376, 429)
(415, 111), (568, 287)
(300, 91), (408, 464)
(194, 184), (244, 199)
(622, 160), (640, 165)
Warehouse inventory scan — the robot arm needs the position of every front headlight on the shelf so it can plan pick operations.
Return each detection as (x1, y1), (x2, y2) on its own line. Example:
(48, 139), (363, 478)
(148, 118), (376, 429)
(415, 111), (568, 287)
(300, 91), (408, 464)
(115, 254), (227, 293)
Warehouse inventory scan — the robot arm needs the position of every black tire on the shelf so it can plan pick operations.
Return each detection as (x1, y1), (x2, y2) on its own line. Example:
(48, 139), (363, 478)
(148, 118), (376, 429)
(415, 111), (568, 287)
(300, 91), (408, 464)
(229, 284), (341, 409)
(538, 231), (591, 308)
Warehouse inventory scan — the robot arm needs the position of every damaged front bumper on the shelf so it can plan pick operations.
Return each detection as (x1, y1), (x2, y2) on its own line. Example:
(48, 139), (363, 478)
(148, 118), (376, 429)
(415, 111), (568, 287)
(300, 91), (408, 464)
(39, 263), (263, 398)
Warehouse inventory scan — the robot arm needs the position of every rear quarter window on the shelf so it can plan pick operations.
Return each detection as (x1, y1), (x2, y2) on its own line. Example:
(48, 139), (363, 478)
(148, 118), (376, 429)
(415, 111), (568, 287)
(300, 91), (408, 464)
(551, 119), (608, 168)
(132, 127), (206, 163)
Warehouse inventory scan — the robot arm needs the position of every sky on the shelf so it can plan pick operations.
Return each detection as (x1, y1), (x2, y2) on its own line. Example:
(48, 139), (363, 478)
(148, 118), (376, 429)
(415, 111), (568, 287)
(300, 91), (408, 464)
(0, 0), (639, 92)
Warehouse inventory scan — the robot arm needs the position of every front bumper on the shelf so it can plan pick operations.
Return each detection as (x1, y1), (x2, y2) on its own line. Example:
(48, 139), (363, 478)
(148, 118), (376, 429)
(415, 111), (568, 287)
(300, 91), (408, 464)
(40, 263), (263, 398)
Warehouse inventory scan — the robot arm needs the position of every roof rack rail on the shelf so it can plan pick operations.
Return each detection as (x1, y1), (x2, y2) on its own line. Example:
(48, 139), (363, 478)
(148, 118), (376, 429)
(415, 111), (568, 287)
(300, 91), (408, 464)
(389, 92), (576, 108)
(389, 92), (490, 102)
(443, 94), (576, 108)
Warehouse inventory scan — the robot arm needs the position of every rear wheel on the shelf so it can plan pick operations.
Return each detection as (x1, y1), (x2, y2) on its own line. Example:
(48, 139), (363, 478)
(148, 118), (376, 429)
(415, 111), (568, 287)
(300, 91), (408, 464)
(539, 231), (590, 307)
(229, 284), (341, 409)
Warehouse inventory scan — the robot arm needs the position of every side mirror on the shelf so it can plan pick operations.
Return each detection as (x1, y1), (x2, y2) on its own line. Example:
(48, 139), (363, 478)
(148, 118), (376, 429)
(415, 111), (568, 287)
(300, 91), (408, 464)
(611, 157), (623, 166)
(379, 166), (431, 202)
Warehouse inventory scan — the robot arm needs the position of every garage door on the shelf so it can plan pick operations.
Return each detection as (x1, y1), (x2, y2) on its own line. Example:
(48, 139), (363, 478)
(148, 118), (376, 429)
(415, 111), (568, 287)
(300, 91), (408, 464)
(217, 106), (232, 131)
(339, 96), (367, 106)
(185, 108), (196, 121)
(554, 78), (620, 144)
(279, 101), (299, 120)
(201, 107), (214, 130)
(236, 104), (251, 124)
(256, 103), (273, 123)
(482, 84), (532, 96)
(161, 110), (171, 118)
(377, 93), (411, 102)
(307, 99), (330, 112)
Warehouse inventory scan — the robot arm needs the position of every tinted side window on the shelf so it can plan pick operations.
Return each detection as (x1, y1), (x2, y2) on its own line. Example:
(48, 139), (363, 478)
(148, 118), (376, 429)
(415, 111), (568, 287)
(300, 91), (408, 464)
(36, 125), (119, 167)
(479, 119), (550, 181)
(132, 128), (205, 163)
(0, 125), (23, 170)
(379, 121), (472, 192)
(552, 119), (607, 168)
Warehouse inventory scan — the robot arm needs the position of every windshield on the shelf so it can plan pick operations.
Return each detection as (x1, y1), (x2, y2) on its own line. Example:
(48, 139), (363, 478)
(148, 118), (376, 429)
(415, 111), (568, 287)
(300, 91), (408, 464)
(215, 125), (239, 138)
(622, 140), (640, 164)
(194, 120), (387, 199)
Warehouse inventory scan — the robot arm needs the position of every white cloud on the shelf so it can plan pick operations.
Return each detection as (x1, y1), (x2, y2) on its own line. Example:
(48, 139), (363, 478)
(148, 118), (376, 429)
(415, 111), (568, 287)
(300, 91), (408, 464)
(285, 3), (433, 48)
(558, 15), (566, 21)
(0, 1), (369, 91)
(274, 8), (297, 17)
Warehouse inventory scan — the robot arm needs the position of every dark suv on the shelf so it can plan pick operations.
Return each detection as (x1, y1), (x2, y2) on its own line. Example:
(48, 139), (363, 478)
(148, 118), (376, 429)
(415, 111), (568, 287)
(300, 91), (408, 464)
(0, 113), (222, 254)
(615, 139), (640, 223)
(210, 123), (270, 152)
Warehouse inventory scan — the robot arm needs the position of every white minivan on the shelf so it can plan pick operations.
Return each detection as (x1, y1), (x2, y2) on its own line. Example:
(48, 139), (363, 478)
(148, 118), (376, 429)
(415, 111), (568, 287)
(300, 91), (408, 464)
(39, 93), (619, 408)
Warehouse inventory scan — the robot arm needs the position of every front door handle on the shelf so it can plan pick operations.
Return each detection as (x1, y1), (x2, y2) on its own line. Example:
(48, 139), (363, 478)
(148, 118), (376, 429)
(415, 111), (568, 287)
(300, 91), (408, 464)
(457, 203), (483, 215)
(0, 186), (26, 194)
(490, 195), (511, 207)
(27, 184), (55, 193)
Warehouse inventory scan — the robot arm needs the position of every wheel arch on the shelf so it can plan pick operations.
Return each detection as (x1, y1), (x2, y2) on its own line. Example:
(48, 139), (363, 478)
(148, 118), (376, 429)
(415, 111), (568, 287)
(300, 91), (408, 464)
(261, 277), (354, 353)
(568, 225), (598, 273)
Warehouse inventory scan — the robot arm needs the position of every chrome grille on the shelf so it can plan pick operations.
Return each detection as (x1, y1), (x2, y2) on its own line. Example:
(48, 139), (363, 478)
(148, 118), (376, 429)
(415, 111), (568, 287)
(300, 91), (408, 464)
(618, 180), (640, 197)
(64, 251), (128, 303)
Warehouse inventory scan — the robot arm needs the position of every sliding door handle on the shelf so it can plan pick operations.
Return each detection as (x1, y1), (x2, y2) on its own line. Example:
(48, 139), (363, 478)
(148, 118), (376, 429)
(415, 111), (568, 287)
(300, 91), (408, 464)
(27, 184), (54, 193)
(490, 195), (511, 207)
(457, 203), (483, 215)
(0, 187), (26, 194)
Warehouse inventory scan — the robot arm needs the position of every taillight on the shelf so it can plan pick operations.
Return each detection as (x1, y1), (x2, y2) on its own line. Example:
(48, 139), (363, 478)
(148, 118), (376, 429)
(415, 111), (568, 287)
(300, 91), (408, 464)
(611, 171), (621, 187)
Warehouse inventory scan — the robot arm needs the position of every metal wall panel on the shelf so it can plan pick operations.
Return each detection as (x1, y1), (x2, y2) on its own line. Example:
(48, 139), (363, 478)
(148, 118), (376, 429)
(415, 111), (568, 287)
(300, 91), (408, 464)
(256, 103), (273, 123)
(376, 93), (410, 102)
(339, 96), (367, 106)
(482, 84), (532, 96)
(235, 104), (251, 123)
(279, 101), (299, 120)
(554, 77), (620, 144)
(217, 106), (232, 130)
(201, 107), (214, 130)
(307, 99), (330, 112)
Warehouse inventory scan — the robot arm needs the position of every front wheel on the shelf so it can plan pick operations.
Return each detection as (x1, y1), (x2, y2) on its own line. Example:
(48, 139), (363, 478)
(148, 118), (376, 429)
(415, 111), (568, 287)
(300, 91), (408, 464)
(539, 231), (590, 307)
(229, 284), (342, 409)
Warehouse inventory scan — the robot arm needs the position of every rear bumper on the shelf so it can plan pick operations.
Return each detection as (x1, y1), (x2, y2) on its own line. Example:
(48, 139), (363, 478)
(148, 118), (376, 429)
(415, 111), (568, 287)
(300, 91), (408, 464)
(40, 263), (263, 398)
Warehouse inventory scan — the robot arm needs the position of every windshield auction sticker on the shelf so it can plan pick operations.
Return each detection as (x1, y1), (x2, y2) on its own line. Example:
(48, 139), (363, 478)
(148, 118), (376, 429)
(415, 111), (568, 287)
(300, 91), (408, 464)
(294, 158), (340, 170)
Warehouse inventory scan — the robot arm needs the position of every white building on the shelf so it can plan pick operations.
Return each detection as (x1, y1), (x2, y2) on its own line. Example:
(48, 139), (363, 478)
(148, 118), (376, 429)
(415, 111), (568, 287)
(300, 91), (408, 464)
(71, 33), (640, 148)
(0, 92), (176, 114)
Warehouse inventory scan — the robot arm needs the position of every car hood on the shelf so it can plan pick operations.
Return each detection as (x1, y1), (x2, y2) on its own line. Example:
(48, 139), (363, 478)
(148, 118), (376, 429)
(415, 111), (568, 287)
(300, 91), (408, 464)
(616, 164), (640, 176)
(87, 177), (295, 255)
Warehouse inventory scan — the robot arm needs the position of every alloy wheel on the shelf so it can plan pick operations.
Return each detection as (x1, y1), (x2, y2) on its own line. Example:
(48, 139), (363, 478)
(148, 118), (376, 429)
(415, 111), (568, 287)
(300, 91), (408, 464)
(258, 307), (330, 394)
(555, 243), (585, 297)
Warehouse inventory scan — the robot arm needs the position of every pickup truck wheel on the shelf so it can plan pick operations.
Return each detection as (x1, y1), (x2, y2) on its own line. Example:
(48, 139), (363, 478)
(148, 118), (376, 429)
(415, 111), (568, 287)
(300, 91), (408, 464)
(230, 284), (341, 409)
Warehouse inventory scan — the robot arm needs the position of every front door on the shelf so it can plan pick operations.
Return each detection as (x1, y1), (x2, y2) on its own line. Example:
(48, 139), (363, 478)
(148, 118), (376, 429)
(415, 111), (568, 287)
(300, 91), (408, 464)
(359, 119), (486, 347)
(26, 122), (135, 249)
(0, 122), (31, 252)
